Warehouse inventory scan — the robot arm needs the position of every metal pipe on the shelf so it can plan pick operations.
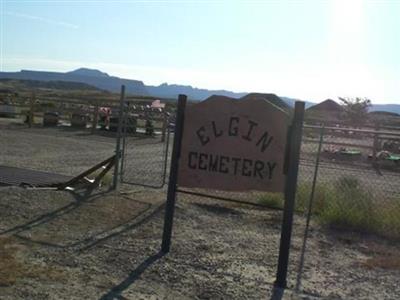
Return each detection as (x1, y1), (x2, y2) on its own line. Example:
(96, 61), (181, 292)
(295, 125), (324, 292)
(112, 85), (126, 190)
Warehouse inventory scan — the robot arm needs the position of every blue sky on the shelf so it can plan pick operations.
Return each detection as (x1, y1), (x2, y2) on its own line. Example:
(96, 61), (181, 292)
(0, 0), (399, 103)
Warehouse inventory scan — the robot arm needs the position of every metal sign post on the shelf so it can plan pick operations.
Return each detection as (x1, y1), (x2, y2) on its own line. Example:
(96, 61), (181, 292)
(275, 101), (305, 288)
(161, 94), (187, 253)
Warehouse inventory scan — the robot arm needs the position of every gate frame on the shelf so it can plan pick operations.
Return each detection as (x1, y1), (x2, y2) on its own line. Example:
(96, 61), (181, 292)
(116, 91), (172, 189)
(160, 94), (305, 289)
(112, 85), (126, 190)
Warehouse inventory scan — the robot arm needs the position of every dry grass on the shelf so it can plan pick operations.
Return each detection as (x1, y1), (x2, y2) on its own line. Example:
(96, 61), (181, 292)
(0, 237), (25, 286)
(258, 177), (400, 241)
(0, 237), (65, 286)
(362, 255), (400, 270)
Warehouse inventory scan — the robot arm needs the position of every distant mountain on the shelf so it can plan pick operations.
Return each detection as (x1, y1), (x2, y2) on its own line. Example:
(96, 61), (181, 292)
(146, 83), (248, 100)
(0, 78), (101, 91)
(0, 67), (322, 109)
(0, 68), (148, 95)
(369, 110), (399, 117)
(67, 68), (110, 78)
(1, 68), (399, 114)
(280, 97), (315, 109)
(370, 104), (400, 115)
(147, 83), (317, 109)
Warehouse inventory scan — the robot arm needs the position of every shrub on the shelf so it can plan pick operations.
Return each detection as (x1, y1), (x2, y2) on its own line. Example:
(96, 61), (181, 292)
(295, 182), (334, 214)
(376, 198), (400, 240)
(257, 193), (284, 209)
(336, 176), (360, 190)
(318, 186), (378, 233)
(257, 176), (400, 240)
(257, 182), (332, 213)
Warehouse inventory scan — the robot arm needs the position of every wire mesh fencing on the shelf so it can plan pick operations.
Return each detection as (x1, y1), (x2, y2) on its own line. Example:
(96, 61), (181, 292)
(116, 113), (400, 296)
(168, 123), (400, 295)
(300, 125), (400, 241)
(119, 101), (171, 188)
(117, 116), (400, 243)
(293, 124), (400, 297)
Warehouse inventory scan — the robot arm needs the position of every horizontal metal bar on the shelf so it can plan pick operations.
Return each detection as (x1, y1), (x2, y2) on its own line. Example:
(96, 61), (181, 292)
(302, 139), (373, 149)
(304, 124), (400, 137)
(58, 155), (116, 189)
(176, 188), (283, 210)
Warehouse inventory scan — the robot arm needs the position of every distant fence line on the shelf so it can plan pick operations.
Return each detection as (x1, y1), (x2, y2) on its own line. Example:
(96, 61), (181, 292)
(0, 93), (176, 133)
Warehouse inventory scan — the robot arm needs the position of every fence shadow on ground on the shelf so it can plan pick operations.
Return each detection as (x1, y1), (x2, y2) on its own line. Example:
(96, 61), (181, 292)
(99, 251), (166, 300)
(0, 187), (108, 237)
(79, 202), (165, 252)
(98, 254), (301, 300)
(0, 187), (163, 250)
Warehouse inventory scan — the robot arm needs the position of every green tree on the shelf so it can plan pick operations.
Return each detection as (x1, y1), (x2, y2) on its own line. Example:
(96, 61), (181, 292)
(339, 97), (372, 125)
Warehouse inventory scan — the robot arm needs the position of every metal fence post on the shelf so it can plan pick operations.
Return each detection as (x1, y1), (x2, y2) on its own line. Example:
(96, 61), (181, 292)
(161, 125), (171, 187)
(373, 124), (380, 159)
(112, 85), (126, 190)
(161, 111), (168, 143)
(91, 100), (99, 134)
(275, 101), (305, 289)
(295, 125), (324, 292)
(29, 92), (35, 128)
(119, 109), (127, 184)
(161, 94), (187, 253)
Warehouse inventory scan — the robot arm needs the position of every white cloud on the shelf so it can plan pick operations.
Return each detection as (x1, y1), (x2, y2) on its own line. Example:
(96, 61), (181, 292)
(5, 11), (79, 29)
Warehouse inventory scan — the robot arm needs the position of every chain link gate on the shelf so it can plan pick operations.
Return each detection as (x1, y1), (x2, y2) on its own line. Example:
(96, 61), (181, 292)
(117, 98), (171, 188)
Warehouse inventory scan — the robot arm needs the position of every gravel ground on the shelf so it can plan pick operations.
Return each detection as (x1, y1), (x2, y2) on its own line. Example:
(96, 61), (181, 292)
(0, 121), (169, 187)
(0, 187), (399, 299)
(0, 123), (399, 299)
(0, 123), (116, 176)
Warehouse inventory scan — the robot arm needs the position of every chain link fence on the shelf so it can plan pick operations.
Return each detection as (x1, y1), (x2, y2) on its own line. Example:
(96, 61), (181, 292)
(119, 100), (171, 188)
(117, 108), (400, 296)
(293, 124), (400, 297)
(171, 124), (400, 241)
(300, 125), (400, 240)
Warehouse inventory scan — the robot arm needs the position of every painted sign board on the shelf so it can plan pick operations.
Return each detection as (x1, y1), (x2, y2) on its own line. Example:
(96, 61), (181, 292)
(178, 94), (289, 192)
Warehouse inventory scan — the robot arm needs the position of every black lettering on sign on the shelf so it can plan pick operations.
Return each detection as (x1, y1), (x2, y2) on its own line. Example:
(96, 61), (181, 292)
(231, 157), (241, 175)
(219, 156), (230, 173)
(208, 154), (219, 172)
(212, 121), (223, 138)
(187, 152), (278, 181)
(188, 152), (198, 169)
(253, 160), (265, 179)
(267, 162), (277, 179)
(256, 131), (274, 152)
(228, 117), (239, 136)
(196, 126), (210, 146)
(242, 159), (253, 177)
(199, 153), (208, 170)
(242, 120), (258, 141)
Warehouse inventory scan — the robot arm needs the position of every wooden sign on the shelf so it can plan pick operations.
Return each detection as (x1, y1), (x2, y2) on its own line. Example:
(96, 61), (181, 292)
(178, 95), (289, 192)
